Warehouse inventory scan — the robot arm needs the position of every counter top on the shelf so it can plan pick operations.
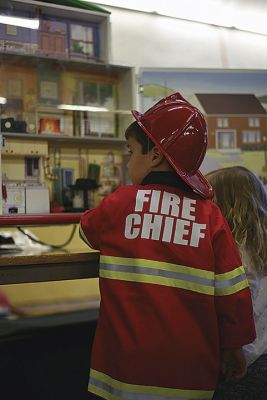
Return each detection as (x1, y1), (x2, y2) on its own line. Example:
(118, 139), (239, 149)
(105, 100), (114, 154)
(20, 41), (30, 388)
(0, 248), (98, 266)
(0, 248), (100, 285)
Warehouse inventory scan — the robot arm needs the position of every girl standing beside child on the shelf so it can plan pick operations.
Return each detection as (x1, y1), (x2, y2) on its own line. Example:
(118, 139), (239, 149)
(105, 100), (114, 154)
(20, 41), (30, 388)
(207, 166), (267, 400)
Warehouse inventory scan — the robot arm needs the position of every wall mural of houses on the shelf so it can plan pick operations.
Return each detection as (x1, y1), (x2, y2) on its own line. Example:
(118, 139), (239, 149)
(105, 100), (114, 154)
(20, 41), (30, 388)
(139, 69), (267, 182)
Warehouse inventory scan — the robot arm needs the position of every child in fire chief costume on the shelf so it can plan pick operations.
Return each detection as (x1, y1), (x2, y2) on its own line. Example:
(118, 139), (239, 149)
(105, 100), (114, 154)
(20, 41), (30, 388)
(80, 93), (256, 400)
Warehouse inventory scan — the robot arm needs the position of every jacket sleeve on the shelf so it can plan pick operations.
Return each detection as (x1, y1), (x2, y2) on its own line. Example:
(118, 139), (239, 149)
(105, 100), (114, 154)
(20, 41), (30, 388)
(212, 212), (256, 349)
(79, 193), (112, 249)
(79, 206), (102, 250)
(79, 187), (124, 250)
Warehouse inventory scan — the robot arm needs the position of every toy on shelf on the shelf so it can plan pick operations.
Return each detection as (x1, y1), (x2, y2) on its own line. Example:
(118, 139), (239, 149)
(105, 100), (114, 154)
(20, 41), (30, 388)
(68, 178), (100, 211)
(99, 152), (121, 196)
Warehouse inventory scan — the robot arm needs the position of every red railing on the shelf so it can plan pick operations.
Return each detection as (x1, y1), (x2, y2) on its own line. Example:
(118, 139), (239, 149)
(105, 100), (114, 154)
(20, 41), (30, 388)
(0, 213), (83, 226)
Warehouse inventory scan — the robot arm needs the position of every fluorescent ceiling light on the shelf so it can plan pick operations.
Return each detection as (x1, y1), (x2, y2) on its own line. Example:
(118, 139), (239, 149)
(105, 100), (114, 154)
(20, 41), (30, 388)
(58, 104), (131, 114)
(58, 104), (109, 112)
(86, 0), (267, 35)
(0, 97), (7, 105)
(0, 15), (39, 29)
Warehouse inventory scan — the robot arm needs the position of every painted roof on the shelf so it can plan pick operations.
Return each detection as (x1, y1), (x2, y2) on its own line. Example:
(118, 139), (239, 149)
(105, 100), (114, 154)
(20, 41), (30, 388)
(32, 0), (111, 14)
(195, 93), (266, 114)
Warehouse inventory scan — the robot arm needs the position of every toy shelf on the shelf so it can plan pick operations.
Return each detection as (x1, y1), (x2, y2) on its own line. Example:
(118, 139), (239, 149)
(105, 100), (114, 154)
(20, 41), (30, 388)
(2, 132), (127, 146)
(0, 0), (134, 217)
(0, 52), (130, 75)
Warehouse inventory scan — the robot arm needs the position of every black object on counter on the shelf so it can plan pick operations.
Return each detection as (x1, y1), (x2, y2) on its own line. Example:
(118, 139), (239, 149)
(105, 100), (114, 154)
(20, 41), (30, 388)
(69, 179), (101, 210)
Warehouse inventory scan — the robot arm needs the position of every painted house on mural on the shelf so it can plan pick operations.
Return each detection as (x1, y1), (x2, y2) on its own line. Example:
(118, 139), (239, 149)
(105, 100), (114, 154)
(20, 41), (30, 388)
(191, 93), (267, 151)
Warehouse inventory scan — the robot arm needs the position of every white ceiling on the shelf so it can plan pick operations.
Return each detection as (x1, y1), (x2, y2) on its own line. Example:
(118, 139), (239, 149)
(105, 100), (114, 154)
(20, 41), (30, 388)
(88, 0), (267, 35)
(90, 0), (267, 14)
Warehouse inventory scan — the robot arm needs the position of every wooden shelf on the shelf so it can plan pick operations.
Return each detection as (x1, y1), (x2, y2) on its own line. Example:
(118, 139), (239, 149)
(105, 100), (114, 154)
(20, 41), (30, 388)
(0, 213), (83, 226)
(0, 51), (130, 76)
(2, 132), (126, 146)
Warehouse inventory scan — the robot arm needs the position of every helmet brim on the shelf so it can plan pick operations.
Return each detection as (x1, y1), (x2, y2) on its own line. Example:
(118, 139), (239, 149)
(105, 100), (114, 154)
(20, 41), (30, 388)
(132, 110), (213, 199)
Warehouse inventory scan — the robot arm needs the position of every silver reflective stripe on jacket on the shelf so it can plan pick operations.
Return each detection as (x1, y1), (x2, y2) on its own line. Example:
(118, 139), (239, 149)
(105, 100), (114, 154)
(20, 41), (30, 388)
(100, 255), (248, 296)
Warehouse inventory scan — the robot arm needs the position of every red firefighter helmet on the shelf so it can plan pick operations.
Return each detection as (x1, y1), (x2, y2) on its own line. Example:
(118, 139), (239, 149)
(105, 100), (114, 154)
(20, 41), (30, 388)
(132, 92), (213, 199)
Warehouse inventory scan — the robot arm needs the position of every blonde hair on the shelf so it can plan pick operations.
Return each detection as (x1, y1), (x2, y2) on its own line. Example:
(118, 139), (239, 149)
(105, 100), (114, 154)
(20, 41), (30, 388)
(206, 166), (267, 276)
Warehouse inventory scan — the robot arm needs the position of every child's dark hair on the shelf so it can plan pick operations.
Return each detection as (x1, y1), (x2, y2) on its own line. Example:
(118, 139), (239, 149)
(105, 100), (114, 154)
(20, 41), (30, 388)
(125, 121), (155, 154)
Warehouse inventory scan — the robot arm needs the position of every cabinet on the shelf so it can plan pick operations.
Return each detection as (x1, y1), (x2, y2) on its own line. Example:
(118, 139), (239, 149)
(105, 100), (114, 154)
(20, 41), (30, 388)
(3, 138), (48, 156)
(0, 0), (135, 214)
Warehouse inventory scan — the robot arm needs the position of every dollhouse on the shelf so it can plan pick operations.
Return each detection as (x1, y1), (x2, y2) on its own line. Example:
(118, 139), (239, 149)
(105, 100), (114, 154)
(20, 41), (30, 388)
(0, 0), (134, 214)
(0, 0), (106, 61)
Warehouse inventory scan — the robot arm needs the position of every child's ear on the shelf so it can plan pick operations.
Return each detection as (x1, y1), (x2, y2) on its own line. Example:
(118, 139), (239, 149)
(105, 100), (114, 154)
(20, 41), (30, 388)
(151, 146), (164, 166)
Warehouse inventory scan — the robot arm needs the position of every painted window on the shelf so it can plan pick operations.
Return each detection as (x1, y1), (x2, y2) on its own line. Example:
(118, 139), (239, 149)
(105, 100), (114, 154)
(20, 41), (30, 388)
(217, 117), (229, 128)
(248, 117), (260, 127)
(242, 130), (261, 143)
(70, 24), (95, 59)
(216, 131), (236, 149)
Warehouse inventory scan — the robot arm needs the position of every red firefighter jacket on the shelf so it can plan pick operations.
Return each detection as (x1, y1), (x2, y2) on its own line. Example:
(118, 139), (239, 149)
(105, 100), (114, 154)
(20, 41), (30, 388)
(80, 172), (255, 400)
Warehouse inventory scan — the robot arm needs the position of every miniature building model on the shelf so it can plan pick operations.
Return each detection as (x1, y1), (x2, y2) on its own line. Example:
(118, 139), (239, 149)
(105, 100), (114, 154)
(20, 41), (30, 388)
(0, 0), (134, 214)
(0, 0), (109, 62)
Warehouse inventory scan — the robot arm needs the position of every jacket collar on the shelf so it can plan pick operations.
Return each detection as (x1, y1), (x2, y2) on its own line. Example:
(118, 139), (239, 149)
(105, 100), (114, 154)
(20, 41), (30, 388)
(141, 171), (192, 193)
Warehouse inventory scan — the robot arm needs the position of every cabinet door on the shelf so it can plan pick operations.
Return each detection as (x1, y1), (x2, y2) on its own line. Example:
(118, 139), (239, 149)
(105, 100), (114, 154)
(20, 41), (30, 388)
(24, 140), (48, 156)
(54, 35), (65, 53)
(2, 139), (25, 155)
(40, 33), (51, 53)
(2, 139), (48, 156)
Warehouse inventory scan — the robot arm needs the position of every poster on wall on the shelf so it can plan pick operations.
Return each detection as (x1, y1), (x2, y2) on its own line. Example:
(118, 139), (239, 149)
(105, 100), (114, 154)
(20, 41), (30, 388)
(139, 68), (267, 182)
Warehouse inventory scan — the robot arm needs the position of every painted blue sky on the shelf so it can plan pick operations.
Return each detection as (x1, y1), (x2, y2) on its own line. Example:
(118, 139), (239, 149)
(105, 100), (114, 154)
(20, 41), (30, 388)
(141, 69), (267, 97)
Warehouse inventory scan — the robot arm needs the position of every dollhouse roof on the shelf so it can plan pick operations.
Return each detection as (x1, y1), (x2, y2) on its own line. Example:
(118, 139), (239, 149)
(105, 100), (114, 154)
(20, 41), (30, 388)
(32, 0), (111, 14)
(195, 93), (266, 115)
